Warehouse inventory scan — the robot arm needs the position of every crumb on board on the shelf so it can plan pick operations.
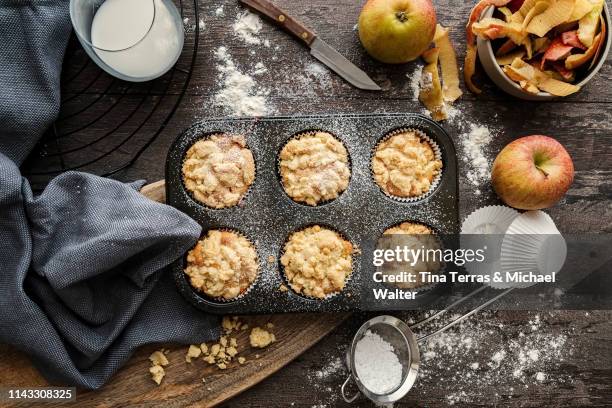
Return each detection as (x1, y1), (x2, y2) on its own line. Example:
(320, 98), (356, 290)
(149, 350), (170, 385)
(149, 365), (165, 385)
(149, 350), (169, 367)
(250, 327), (276, 348)
(186, 344), (202, 363)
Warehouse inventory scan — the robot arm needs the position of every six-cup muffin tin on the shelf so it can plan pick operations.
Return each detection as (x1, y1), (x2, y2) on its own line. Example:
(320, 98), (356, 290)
(166, 114), (459, 314)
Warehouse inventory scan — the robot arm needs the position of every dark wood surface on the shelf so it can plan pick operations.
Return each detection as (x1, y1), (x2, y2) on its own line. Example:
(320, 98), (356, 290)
(17, 0), (612, 407)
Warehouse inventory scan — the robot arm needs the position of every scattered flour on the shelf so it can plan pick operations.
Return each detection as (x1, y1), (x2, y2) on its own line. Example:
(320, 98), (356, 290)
(408, 65), (424, 101)
(461, 124), (494, 187)
(306, 354), (346, 407)
(213, 46), (271, 117)
(415, 311), (573, 405)
(233, 10), (263, 45)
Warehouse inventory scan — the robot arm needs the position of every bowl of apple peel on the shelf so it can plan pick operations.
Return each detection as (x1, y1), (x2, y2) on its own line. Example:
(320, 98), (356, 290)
(465, 0), (611, 100)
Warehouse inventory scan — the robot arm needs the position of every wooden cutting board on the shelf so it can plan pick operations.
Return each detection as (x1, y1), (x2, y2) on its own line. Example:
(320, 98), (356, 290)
(0, 180), (348, 407)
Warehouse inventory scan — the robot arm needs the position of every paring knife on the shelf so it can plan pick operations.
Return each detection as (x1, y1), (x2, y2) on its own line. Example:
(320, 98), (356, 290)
(239, 0), (381, 91)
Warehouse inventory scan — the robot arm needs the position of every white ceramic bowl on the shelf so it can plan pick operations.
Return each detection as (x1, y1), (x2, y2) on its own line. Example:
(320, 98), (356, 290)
(477, 3), (611, 100)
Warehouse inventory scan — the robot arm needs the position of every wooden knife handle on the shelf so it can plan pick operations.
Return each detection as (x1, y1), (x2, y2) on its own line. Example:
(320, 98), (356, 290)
(239, 0), (317, 46)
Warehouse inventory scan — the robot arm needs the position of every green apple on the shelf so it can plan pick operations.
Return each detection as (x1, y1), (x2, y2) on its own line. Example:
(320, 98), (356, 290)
(491, 135), (574, 210)
(358, 0), (437, 64)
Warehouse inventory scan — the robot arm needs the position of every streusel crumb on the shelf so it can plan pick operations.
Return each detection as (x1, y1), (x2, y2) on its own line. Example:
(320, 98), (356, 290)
(372, 131), (442, 198)
(182, 134), (255, 208)
(279, 132), (350, 206)
(280, 225), (353, 299)
(185, 230), (258, 300)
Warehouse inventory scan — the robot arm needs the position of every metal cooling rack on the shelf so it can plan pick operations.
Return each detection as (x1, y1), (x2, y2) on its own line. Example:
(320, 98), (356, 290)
(22, 0), (200, 191)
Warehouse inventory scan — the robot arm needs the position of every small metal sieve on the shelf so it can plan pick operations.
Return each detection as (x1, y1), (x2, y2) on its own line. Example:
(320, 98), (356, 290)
(341, 288), (513, 406)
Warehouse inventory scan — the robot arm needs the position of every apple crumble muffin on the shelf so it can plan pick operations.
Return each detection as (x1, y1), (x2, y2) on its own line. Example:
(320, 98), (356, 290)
(379, 222), (441, 289)
(372, 131), (442, 199)
(280, 225), (353, 299)
(279, 132), (350, 206)
(182, 134), (255, 208)
(184, 230), (258, 300)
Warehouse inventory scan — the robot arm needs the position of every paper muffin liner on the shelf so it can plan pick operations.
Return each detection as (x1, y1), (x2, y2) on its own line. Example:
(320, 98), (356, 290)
(184, 228), (261, 303)
(505, 210), (560, 235)
(276, 130), (352, 207)
(496, 212), (566, 289)
(461, 205), (520, 235)
(370, 128), (443, 203)
(278, 224), (355, 301)
(376, 221), (446, 294)
(460, 205), (520, 280)
(181, 132), (257, 210)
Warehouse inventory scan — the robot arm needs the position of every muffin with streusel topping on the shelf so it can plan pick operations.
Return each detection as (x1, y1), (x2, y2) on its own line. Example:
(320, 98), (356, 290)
(279, 132), (350, 206)
(280, 225), (353, 299)
(378, 222), (441, 289)
(372, 131), (442, 199)
(184, 230), (258, 300)
(182, 134), (255, 209)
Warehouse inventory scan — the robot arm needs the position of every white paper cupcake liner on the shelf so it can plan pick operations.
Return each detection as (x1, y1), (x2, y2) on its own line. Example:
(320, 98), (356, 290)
(496, 211), (567, 289)
(277, 130), (351, 207)
(182, 133), (256, 210)
(461, 205), (520, 235)
(460, 205), (519, 282)
(505, 210), (560, 235)
(185, 228), (260, 303)
(371, 128), (443, 203)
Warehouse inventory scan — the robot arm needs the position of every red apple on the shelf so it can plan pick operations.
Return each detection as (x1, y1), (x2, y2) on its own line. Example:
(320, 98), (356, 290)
(491, 135), (574, 210)
(358, 0), (437, 64)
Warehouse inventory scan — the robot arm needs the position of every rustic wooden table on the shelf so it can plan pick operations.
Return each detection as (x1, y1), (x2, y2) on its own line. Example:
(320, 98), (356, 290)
(20, 0), (612, 406)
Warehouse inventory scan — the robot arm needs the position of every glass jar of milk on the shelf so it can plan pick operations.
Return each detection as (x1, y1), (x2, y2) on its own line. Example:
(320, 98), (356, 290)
(70, 0), (184, 82)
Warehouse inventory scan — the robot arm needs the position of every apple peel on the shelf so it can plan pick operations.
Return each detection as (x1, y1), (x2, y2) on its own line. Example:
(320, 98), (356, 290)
(578, 0), (604, 47)
(522, 0), (552, 30)
(499, 6), (514, 21)
(537, 77), (581, 96)
(497, 48), (527, 65)
(541, 37), (574, 68)
(533, 37), (551, 53)
(473, 18), (528, 44)
(504, 58), (580, 96)
(526, 0), (576, 37)
(419, 48), (447, 122)
(589, 15), (606, 70)
(568, 0), (595, 22)
(465, 0), (513, 94)
(561, 30), (587, 49)
(515, 0), (538, 21)
(498, 40), (519, 57)
(565, 31), (603, 69)
(434, 24), (463, 103)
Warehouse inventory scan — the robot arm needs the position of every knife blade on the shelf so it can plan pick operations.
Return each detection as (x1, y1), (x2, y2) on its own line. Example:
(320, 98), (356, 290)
(239, 0), (381, 91)
(310, 38), (381, 91)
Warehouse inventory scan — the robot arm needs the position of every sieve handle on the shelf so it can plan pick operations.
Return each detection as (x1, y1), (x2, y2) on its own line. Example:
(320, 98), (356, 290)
(410, 285), (488, 330)
(417, 288), (514, 343)
(341, 375), (360, 403)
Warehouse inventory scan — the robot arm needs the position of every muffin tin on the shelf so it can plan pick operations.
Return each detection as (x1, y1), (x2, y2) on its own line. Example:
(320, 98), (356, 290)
(166, 113), (459, 314)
